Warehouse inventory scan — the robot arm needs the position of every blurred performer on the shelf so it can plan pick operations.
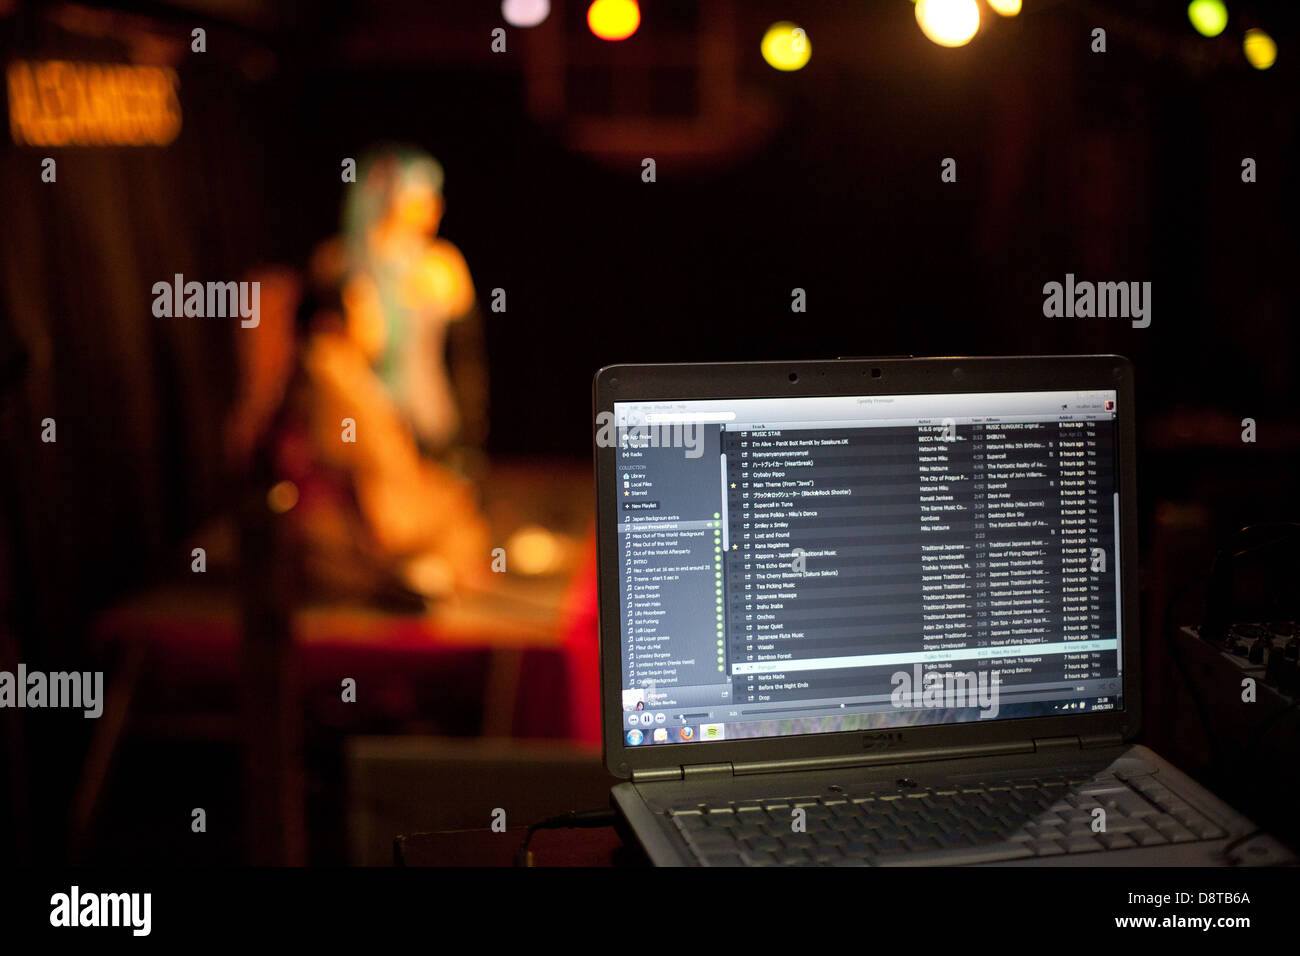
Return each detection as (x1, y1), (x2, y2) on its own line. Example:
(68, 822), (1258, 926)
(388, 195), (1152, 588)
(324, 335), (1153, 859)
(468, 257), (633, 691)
(301, 148), (489, 599)
(339, 149), (477, 454)
(230, 148), (491, 604)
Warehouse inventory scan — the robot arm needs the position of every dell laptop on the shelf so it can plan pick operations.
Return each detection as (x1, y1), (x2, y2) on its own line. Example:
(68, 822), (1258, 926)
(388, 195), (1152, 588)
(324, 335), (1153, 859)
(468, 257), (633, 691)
(593, 355), (1293, 866)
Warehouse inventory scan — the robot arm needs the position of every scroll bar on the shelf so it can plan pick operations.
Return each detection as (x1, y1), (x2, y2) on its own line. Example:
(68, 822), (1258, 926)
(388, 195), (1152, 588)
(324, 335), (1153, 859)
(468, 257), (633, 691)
(720, 453), (729, 552)
(1113, 492), (1122, 675)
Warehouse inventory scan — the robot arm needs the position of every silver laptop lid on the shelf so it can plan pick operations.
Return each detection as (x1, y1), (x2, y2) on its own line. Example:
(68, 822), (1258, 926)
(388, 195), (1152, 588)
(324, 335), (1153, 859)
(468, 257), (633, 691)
(594, 357), (1140, 778)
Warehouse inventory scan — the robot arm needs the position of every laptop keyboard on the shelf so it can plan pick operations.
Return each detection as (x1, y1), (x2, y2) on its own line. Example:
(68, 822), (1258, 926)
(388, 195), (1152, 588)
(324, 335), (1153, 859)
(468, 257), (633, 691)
(668, 771), (1226, 866)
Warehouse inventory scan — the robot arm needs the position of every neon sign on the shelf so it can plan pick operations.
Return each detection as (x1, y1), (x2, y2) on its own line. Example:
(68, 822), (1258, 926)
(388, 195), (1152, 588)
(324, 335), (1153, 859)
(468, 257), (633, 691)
(7, 59), (181, 147)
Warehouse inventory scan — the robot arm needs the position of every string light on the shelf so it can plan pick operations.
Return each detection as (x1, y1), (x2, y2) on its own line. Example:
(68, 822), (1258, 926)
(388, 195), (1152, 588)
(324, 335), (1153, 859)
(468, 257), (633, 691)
(588, 0), (640, 42)
(761, 22), (812, 71)
(915, 0), (980, 48)
(1186, 1), (1228, 39)
(1243, 28), (1277, 70)
(502, 0), (549, 29)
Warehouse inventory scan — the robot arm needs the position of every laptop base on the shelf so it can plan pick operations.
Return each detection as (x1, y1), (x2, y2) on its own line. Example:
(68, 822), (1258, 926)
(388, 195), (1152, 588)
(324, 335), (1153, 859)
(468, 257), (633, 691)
(614, 744), (1295, 866)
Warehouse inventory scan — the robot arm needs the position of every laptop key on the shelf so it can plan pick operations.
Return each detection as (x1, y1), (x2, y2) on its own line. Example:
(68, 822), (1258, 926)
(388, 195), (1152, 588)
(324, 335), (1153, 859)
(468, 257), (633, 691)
(1063, 836), (1104, 854)
(673, 815), (712, 832)
(1131, 828), (1169, 846)
(1097, 832), (1137, 850)
(873, 838), (909, 854)
(776, 849), (812, 864)
(827, 817), (863, 832)
(688, 831), (739, 849)
(1182, 818), (1225, 840)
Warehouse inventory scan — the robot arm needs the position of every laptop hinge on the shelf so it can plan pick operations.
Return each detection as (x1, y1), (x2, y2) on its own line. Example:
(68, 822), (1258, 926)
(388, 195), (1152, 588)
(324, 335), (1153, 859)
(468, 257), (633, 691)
(1080, 733), (1125, 748)
(631, 766), (684, 783)
(1033, 735), (1082, 752)
(732, 741), (1031, 776)
(681, 762), (735, 779)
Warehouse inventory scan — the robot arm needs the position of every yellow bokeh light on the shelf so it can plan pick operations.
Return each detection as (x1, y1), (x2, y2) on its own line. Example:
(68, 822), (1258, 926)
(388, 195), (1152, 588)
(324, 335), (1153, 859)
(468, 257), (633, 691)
(916, 0), (981, 48)
(403, 553), (454, 598)
(1243, 28), (1277, 70)
(506, 525), (564, 576)
(761, 22), (812, 72)
(987, 0), (1022, 16)
(1187, 1), (1228, 38)
(587, 0), (640, 42)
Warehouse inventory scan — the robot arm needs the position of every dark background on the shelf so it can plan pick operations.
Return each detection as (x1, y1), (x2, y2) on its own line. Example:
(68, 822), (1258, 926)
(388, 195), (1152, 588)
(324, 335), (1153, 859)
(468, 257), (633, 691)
(1, 0), (1297, 864)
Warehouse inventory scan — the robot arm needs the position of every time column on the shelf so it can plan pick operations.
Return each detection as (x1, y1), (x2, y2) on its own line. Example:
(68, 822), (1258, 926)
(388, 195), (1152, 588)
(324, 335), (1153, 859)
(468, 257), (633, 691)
(968, 422), (991, 648)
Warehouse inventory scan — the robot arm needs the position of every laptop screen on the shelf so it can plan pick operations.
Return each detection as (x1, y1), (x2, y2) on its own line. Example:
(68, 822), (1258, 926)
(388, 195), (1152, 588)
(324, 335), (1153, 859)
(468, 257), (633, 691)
(611, 388), (1123, 748)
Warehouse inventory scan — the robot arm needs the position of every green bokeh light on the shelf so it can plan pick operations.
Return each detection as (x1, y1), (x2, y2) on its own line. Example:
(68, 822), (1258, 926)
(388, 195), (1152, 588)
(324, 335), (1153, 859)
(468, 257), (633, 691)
(1187, 0), (1228, 38)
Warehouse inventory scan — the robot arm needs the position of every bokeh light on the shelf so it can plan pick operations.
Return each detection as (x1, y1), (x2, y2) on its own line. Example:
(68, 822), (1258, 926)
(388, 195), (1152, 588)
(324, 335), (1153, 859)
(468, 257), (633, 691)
(502, 0), (550, 29)
(1187, 1), (1228, 39)
(506, 525), (564, 576)
(1243, 28), (1277, 69)
(761, 22), (812, 72)
(587, 0), (641, 42)
(266, 480), (299, 514)
(987, 0), (1022, 16)
(916, 0), (981, 48)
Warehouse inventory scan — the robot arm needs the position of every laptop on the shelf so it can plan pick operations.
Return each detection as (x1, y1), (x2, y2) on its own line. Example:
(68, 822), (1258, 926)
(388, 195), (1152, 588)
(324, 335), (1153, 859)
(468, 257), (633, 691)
(593, 355), (1294, 866)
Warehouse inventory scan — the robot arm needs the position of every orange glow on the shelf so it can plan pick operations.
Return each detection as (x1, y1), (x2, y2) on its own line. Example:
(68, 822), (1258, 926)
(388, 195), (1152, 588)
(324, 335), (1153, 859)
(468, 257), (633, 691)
(6, 60), (181, 146)
(266, 480), (300, 513)
(506, 525), (564, 575)
(393, 180), (441, 236)
(587, 0), (640, 42)
(341, 275), (388, 363)
(409, 243), (475, 318)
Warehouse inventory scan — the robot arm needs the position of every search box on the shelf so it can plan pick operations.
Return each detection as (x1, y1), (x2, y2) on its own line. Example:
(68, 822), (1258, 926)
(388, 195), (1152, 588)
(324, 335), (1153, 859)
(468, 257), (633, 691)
(644, 412), (737, 424)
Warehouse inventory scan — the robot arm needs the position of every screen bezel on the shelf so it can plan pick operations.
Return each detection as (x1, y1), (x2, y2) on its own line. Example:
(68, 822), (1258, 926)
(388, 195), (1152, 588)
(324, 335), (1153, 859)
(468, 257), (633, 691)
(593, 356), (1140, 779)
